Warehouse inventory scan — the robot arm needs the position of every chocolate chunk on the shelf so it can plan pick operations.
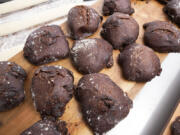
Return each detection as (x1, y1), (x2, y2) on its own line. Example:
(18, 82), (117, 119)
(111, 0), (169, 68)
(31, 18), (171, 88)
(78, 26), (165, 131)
(103, 0), (134, 16)
(0, 61), (27, 112)
(21, 119), (69, 135)
(119, 44), (162, 82)
(67, 5), (102, 40)
(75, 73), (132, 134)
(70, 38), (113, 74)
(163, 0), (180, 26)
(31, 66), (74, 119)
(171, 116), (180, 135)
(101, 13), (139, 50)
(23, 25), (69, 65)
(143, 21), (180, 52)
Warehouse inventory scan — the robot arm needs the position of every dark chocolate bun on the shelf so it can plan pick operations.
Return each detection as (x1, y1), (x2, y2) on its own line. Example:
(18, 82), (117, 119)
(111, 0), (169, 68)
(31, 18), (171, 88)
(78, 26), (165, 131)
(103, 0), (134, 16)
(67, 5), (102, 40)
(163, 0), (180, 26)
(23, 25), (69, 65)
(70, 38), (113, 74)
(75, 73), (132, 135)
(21, 119), (69, 135)
(0, 61), (27, 112)
(144, 21), (180, 52)
(31, 66), (74, 119)
(101, 13), (139, 50)
(119, 44), (162, 82)
(171, 116), (180, 135)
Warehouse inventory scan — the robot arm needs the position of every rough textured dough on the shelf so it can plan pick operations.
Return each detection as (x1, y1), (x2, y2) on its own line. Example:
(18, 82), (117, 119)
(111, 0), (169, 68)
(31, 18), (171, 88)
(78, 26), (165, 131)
(23, 25), (69, 65)
(0, 61), (27, 112)
(75, 73), (132, 134)
(101, 13), (139, 50)
(143, 21), (180, 53)
(119, 44), (162, 82)
(70, 38), (113, 74)
(20, 119), (69, 135)
(31, 66), (74, 119)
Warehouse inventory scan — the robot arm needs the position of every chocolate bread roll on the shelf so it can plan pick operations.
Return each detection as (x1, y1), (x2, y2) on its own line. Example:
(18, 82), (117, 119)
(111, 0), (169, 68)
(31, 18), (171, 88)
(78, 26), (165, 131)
(171, 116), (180, 135)
(70, 38), (113, 74)
(24, 25), (69, 65)
(103, 0), (134, 16)
(119, 44), (162, 82)
(67, 5), (102, 40)
(163, 0), (180, 26)
(21, 119), (69, 135)
(75, 73), (132, 134)
(143, 21), (180, 52)
(31, 66), (74, 118)
(101, 13), (139, 50)
(0, 61), (27, 112)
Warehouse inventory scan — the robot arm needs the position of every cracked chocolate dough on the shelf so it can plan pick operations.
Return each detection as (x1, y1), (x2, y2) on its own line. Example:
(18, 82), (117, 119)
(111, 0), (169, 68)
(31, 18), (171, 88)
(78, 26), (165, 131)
(70, 38), (113, 74)
(171, 116), (180, 135)
(119, 44), (162, 82)
(163, 0), (180, 26)
(101, 13), (139, 50)
(0, 61), (27, 112)
(103, 0), (134, 16)
(21, 119), (69, 135)
(75, 73), (132, 135)
(31, 66), (74, 118)
(143, 21), (180, 52)
(23, 25), (69, 65)
(67, 5), (102, 40)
